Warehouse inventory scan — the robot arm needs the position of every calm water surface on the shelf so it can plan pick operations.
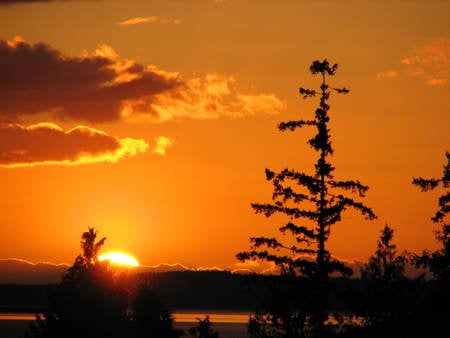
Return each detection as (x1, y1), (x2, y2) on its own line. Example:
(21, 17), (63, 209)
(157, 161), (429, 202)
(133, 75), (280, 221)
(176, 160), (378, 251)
(0, 311), (250, 338)
(0, 311), (251, 323)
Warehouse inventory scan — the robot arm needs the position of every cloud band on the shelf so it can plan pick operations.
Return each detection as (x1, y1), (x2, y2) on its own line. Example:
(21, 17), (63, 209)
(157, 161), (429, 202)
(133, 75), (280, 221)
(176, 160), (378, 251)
(0, 123), (148, 168)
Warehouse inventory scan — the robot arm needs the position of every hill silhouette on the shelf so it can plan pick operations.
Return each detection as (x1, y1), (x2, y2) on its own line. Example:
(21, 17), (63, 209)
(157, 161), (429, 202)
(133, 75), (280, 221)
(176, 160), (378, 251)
(0, 271), (265, 312)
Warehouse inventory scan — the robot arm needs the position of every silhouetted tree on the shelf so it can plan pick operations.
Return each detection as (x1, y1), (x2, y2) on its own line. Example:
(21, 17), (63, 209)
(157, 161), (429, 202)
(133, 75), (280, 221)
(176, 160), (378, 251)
(129, 280), (182, 338)
(357, 225), (409, 327)
(360, 225), (406, 282)
(24, 228), (182, 338)
(62, 227), (108, 282)
(188, 316), (219, 338)
(342, 153), (450, 338)
(25, 227), (128, 338)
(237, 60), (376, 337)
(403, 152), (450, 336)
(412, 152), (450, 281)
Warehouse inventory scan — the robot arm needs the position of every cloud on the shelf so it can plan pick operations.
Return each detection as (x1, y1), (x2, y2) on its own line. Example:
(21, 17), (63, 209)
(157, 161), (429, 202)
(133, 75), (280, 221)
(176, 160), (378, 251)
(401, 37), (450, 86)
(0, 37), (181, 123)
(1, 38), (285, 123)
(153, 136), (175, 155)
(137, 263), (190, 274)
(0, 0), (89, 5)
(122, 73), (287, 122)
(0, 122), (148, 168)
(232, 260), (279, 275)
(117, 16), (181, 26)
(376, 70), (399, 79)
(424, 77), (448, 86)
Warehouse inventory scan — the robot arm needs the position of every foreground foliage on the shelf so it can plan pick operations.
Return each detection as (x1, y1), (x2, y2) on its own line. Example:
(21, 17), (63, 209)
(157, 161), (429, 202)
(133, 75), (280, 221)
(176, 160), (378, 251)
(25, 228), (181, 338)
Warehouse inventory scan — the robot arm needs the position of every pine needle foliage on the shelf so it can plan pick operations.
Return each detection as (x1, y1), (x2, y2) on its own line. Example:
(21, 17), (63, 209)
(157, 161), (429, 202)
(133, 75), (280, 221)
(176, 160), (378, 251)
(361, 225), (406, 282)
(412, 152), (450, 281)
(237, 59), (376, 336)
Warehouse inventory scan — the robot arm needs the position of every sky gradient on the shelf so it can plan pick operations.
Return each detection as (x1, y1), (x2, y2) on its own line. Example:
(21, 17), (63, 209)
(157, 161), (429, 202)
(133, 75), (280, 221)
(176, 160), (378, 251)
(0, 0), (449, 275)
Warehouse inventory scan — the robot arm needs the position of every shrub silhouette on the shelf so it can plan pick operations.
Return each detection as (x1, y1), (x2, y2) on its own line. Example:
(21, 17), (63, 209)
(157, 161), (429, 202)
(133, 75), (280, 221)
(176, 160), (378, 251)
(188, 316), (219, 338)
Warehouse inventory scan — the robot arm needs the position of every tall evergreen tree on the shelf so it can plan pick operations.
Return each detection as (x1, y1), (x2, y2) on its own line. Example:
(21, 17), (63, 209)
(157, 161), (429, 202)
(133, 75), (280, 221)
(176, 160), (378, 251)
(237, 60), (376, 337)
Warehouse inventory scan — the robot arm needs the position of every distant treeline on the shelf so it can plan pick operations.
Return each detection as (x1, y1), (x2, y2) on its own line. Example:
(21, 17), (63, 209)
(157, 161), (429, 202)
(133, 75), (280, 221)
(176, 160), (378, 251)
(0, 271), (262, 312)
(0, 270), (435, 313)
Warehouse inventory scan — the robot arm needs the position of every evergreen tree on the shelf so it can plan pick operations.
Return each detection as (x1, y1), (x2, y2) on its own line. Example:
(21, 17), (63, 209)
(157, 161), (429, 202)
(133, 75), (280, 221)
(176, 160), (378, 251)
(129, 281), (182, 338)
(188, 316), (219, 338)
(24, 228), (182, 338)
(412, 152), (450, 281)
(25, 227), (128, 338)
(237, 60), (376, 337)
(358, 225), (408, 327)
(360, 225), (405, 282)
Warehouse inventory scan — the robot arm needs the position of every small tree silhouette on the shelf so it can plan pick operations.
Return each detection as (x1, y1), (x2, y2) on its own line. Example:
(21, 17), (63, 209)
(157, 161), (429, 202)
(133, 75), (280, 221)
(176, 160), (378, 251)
(237, 60), (376, 337)
(358, 225), (408, 328)
(361, 225), (406, 282)
(188, 316), (219, 338)
(62, 227), (107, 281)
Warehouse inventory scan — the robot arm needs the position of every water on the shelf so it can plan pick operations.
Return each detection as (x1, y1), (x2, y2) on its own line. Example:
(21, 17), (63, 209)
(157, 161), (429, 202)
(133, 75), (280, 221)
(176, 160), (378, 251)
(0, 311), (250, 338)
(0, 313), (36, 321)
(174, 310), (251, 323)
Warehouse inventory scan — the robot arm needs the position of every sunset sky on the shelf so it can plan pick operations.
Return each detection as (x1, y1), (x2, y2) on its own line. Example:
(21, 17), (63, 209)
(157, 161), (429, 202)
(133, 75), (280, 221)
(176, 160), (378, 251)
(0, 0), (449, 275)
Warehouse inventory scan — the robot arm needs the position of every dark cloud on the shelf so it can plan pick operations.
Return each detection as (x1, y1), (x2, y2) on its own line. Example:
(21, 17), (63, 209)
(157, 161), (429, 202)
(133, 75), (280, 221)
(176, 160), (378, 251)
(0, 0), (90, 5)
(0, 38), (285, 124)
(0, 38), (181, 123)
(0, 122), (148, 167)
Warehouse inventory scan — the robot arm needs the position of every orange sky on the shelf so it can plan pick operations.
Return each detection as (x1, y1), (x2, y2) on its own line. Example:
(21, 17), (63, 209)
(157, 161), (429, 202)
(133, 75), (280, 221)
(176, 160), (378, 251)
(0, 0), (449, 273)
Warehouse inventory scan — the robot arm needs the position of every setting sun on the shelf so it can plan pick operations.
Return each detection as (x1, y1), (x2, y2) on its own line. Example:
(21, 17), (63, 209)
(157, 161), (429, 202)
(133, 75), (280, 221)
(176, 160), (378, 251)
(98, 252), (139, 267)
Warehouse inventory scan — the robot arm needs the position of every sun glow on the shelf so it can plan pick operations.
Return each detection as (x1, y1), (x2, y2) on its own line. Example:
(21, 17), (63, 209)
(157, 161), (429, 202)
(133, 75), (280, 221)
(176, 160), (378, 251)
(98, 252), (139, 267)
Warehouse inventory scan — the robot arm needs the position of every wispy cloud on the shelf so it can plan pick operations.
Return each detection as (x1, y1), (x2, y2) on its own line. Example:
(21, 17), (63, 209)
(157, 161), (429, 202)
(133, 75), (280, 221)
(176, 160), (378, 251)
(117, 16), (181, 26)
(232, 260), (278, 275)
(122, 73), (287, 122)
(424, 78), (448, 86)
(376, 70), (399, 79)
(401, 37), (450, 86)
(152, 136), (175, 156)
(0, 122), (148, 168)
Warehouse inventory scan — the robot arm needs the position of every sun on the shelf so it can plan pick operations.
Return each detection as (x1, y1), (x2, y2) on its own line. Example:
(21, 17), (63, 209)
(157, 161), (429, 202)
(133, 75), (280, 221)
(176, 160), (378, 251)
(98, 252), (139, 267)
